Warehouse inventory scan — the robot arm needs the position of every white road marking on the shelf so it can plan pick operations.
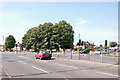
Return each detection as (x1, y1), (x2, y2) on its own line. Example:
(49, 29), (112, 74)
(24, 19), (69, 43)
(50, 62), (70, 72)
(55, 63), (78, 69)
(19, 56), (24, 57)
(0, 65), (12, 78)
(18, 61), (27, 64)
(96, 71), (118, 77)
(37, 60), (48, 62)
(32, 66), (49, 73)
(19, 56), (30, 59)
(36, 60), (78, 69)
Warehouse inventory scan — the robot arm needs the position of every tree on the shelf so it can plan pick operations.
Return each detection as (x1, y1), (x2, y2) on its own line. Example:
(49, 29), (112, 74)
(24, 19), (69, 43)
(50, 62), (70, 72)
(22, 27), (39, 51)
(109, 41), (117, 47)
(5, 35), (16, 51)
(53, 20), (74, 50)
(22, 20), (74, 51)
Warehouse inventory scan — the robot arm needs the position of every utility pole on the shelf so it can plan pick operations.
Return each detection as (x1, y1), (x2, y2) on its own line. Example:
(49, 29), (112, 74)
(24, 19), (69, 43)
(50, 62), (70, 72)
(79, 34), (80, 60)
(3, 36), (4, 48)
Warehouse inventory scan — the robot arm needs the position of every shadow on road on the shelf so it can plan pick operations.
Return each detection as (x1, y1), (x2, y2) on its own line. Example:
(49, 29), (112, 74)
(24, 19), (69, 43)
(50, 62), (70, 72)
(41, 58), (56, 60)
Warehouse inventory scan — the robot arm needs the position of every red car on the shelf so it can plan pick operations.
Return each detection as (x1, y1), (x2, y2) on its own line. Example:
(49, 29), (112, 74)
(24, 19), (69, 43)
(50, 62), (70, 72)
(35, 51), (52, 60)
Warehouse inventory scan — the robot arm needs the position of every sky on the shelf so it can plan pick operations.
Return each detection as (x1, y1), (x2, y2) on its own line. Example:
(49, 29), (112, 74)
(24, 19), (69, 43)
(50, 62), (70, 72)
(0, 2), (118, 46)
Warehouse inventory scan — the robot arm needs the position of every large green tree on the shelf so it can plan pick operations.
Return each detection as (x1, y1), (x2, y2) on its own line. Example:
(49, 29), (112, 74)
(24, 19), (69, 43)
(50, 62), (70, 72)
(5, 35), (16, 51)
(22, 20), (74, 51)
(109, 41), (117, 47)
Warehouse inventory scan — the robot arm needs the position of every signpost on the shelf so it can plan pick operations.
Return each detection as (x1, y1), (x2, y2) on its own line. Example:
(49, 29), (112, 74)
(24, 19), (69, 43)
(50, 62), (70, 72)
(50, 39), (54, 57)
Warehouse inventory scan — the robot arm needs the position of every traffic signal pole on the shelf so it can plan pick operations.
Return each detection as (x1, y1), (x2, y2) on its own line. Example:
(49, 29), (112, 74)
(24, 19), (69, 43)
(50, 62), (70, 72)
(79, 34), (80, 60)
(50, 39), (54, 57)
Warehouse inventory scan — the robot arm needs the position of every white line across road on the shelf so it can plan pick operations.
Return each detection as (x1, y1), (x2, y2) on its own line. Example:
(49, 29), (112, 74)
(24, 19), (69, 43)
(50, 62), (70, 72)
(18, 56), (31, 60)
(18, 61), (27, 64)
(96, 71), (118, 77)
(37, 60), (78, 69)
(32, 66), (49, 74)
(54, 63), (78, 69)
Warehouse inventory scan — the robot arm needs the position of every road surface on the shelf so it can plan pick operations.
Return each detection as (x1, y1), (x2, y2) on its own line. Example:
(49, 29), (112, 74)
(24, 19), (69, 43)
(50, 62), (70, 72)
(0, 52), (118, 80)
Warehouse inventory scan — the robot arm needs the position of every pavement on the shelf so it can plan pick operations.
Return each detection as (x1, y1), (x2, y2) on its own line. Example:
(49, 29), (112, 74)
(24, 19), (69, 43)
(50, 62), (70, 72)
(0, 52), (119, 79)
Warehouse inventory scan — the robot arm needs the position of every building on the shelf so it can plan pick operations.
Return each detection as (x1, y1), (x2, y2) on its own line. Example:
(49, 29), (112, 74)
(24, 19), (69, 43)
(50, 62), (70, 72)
(76, 41), (95, 49)
(0, 44), (5, 52)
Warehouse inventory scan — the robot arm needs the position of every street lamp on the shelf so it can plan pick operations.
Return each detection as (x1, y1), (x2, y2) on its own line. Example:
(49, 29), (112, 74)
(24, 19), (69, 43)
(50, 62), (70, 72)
(3, 36), (4, 48)
(79, 34), (81, 60)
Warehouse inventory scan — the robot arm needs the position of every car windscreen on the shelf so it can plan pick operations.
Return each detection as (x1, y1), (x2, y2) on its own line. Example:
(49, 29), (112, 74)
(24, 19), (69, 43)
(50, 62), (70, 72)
(43, 51), (49, 54)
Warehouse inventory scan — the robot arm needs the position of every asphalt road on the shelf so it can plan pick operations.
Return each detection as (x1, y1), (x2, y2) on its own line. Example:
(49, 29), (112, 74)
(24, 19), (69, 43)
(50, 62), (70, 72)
(0, 52), (118, 79)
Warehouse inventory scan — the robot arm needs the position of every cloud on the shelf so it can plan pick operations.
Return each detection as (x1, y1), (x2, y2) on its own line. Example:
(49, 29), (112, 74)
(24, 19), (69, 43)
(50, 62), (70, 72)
(77, 18), (88, 24)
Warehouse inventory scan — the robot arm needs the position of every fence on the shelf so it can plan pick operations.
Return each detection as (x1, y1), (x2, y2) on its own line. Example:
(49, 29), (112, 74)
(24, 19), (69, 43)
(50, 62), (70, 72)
(53, 51), (119, 64)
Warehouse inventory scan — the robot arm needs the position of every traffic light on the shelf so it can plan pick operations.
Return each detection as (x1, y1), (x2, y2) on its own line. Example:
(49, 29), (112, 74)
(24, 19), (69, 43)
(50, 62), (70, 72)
(81, 41), (84, 46)
(50, 39), (54, 46)
(105, 40), (107, 46)
(15, 44), (17, 47)
(77, 42), (80, 45)
(79, 39), (81, 45)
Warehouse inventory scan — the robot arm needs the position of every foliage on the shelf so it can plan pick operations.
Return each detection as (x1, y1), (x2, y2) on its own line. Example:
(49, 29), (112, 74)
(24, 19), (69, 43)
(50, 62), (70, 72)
(109, 41), (117, 47)
(5, 35), (16, 50)
(22, 20), (74, 51)
(86, 48), (94, 50)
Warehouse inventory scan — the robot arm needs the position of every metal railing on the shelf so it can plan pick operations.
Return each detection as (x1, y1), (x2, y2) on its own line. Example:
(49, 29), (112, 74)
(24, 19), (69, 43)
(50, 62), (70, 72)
(53, 51), (119, 65)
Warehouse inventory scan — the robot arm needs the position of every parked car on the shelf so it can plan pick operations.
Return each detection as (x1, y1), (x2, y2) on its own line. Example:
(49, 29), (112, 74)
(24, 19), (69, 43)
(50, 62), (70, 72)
(35, 51), (52, 60)
(92, 49), (103, 55)
(52, 49), (57, 52)
(107, 49), (114, 53)
(80, 49), (90, 54)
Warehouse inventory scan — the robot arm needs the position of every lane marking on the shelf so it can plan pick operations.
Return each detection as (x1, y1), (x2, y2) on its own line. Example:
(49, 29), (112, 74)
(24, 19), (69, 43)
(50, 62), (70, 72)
(36, 60), (78, 69)
(96, 71), (118, 77)
(55, 63), (78, 69)
(18, 56), (31, 59)
(18, 61), (27, 64)
(32, 66), (49, 74)
(18, 56), (24, 57)
(0, 65), (12, 79)
(37, 60), (48, 62)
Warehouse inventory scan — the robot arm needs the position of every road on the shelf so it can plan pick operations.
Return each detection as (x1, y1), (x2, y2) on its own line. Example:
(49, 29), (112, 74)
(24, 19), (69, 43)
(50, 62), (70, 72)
(0, 52), (119, 80)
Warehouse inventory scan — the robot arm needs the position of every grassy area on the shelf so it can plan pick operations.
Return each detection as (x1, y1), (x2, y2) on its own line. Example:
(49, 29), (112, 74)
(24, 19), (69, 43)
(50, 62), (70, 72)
(103, 53), (119, 57)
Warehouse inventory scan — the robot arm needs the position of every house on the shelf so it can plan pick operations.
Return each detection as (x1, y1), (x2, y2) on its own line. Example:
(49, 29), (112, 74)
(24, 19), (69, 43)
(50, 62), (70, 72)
(77, 41), (95, 49)
(0, 44), (5, 52)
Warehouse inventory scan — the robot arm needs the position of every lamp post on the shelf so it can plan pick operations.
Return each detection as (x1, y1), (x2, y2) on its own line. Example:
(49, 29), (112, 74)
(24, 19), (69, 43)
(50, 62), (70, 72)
(79, 34), (80, 50)
(3, 36), (4, 48)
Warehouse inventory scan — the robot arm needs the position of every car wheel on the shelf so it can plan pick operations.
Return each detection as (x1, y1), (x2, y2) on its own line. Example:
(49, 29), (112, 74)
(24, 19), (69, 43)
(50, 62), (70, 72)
(35, 56), (38, 59)
(49, 57), (51, 60)
(40, 57), (42, 60)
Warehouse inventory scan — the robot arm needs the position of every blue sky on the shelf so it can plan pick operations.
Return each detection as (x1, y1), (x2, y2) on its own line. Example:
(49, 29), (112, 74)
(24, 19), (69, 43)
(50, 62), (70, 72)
(0, 2), (118, 46)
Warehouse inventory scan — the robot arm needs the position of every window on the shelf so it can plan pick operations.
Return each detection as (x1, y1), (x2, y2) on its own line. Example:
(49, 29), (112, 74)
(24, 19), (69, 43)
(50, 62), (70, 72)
(43, 51), (49, 54)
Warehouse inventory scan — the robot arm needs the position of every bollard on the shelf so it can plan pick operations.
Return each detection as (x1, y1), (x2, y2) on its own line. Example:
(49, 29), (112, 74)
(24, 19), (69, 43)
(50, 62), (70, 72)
(22, 51), (25, 54)
(79, 52), (80, 60)
(88, 53), (90, 61)
(101, 53), (103, 63)
(58, 53), (59, 58)
(71, 50), (72, 59)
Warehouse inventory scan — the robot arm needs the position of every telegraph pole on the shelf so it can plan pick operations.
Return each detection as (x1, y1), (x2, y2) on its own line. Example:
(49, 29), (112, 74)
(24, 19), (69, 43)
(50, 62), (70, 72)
(3, 36), (4, 48)
(79, 34), (80, 60)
